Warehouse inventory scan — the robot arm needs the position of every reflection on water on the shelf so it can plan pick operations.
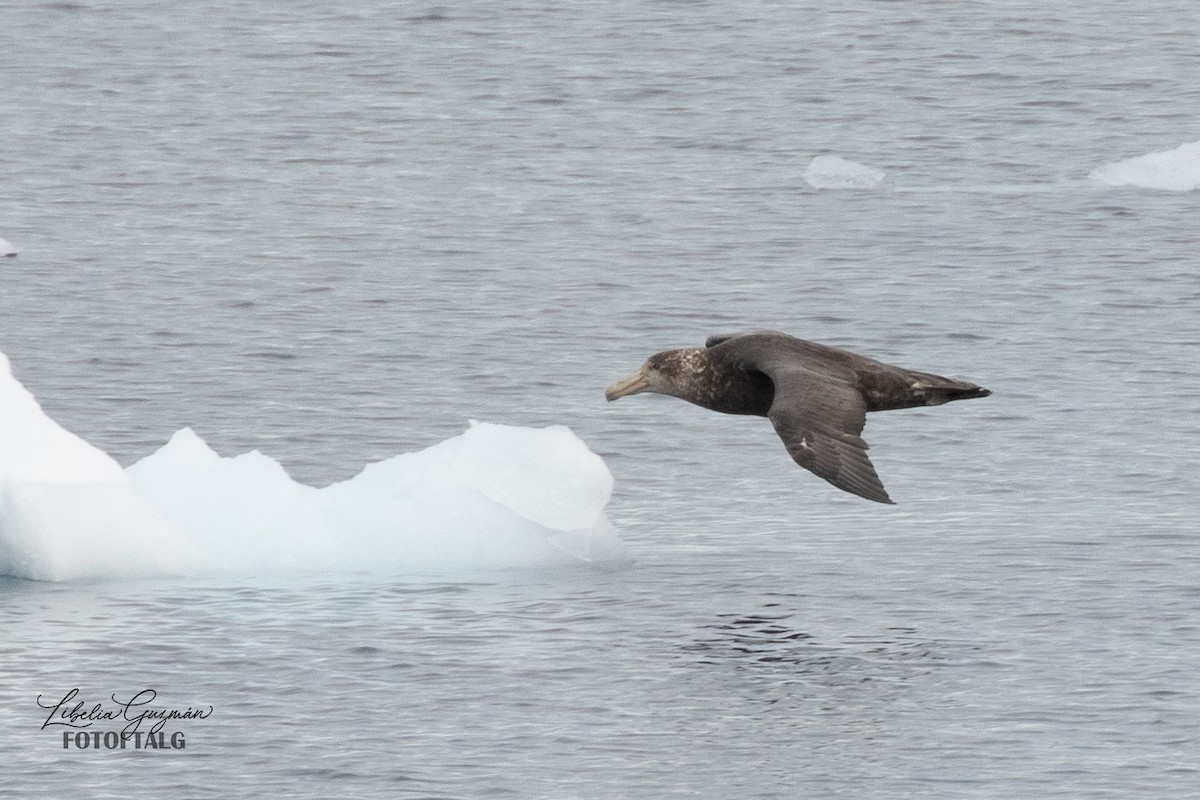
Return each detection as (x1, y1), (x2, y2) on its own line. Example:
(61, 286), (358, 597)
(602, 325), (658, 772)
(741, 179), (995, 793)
(687, 602), (969, 684)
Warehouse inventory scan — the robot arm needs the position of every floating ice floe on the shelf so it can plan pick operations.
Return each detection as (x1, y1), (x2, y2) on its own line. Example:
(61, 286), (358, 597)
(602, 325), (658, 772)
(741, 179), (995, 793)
(803, 154), (886, 190)
(0, 350), (628, 581)
(1091, 140), (1200, 192)
(0, 237), (16, 257)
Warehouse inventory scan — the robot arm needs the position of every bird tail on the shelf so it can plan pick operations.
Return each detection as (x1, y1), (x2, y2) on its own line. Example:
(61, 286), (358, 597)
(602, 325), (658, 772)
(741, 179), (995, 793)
(910, 373), (992, 406)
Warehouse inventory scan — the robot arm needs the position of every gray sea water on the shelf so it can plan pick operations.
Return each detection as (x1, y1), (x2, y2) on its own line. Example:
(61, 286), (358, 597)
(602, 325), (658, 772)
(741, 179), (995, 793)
(2, 1), (1199, 796)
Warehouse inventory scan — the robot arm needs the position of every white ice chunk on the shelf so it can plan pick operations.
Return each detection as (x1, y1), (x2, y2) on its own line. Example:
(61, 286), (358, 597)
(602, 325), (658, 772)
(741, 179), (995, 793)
(0, 352), (127, 485)
(0, 352), (186, 581)
(0, 237), (15, 257)
(0, 348), (627, 580)
(803, 155), (886, 190)
(125, 428), (322, 573)
(1091, 140), (1200, 192)
(441, 421), (612, 533)
(127, 422), (627, 574)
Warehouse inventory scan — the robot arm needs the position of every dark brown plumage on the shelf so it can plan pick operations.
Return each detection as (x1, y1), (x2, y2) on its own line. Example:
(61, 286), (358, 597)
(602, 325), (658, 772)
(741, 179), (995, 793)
(605, 331), (991, 504)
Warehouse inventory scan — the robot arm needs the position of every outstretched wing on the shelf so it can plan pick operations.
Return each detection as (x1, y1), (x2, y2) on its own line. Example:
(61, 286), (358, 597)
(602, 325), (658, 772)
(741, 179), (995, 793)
(766, 367), (894, 504)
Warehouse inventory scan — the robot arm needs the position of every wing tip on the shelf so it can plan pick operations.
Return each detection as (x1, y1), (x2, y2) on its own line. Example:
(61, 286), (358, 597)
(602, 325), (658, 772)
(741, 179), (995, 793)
(845, 479), (894, 505)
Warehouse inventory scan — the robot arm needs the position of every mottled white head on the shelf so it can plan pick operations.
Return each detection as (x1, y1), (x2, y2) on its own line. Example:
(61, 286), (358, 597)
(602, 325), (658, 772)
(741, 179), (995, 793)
(605, 348), (708, 402)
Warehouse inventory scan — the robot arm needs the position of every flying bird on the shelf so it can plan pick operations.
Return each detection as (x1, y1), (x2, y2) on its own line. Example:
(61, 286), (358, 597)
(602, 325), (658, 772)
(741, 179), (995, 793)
(605, 331), (990, 504)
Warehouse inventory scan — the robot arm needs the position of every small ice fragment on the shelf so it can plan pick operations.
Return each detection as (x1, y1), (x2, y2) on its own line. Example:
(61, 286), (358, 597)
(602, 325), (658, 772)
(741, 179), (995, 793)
(1091, 140), (1200, 192)
(803, 155), (886, 190)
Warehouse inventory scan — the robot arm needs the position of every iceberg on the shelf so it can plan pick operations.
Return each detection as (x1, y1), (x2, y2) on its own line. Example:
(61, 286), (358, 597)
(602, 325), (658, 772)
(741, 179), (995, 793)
(803, 154), (886, 190)
(0, 351), (627, 581)
(0, 237), (15, 257)
(1091, 140), (1200, 192)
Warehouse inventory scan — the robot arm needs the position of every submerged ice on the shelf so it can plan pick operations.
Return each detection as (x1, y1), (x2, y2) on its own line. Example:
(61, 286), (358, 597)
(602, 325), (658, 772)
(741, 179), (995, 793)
(0, 351), (627, 581)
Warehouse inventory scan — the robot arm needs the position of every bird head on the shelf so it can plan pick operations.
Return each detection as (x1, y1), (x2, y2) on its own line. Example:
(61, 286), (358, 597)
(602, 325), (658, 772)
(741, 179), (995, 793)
(605, 348), (704, 402)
